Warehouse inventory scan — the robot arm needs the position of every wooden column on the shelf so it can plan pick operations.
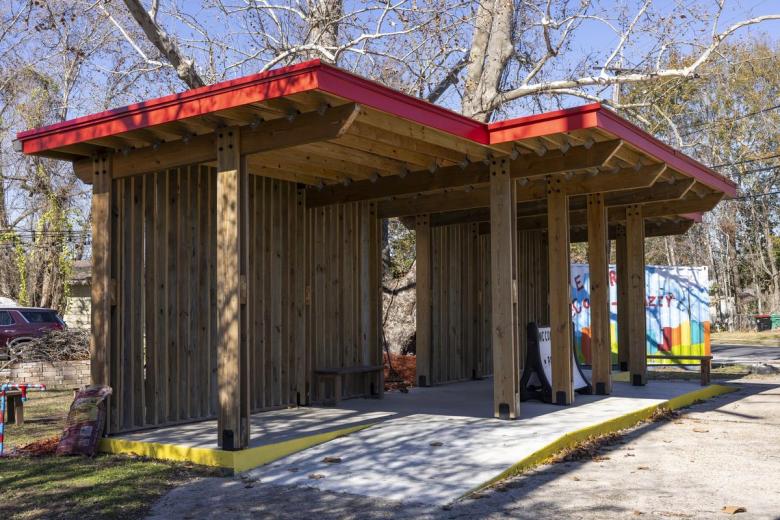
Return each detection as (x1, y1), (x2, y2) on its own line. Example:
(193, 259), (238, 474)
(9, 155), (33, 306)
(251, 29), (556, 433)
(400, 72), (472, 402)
(615, 226), (630, 371)
(91, 154), (112, 387)
(415, 214), (432, 387)
(587, 193), (611, 395)
(626, 204), (647, 386)
(547, 175), (573, 405)
(216, 127), (249, 450)
(489, 158), (520, 419)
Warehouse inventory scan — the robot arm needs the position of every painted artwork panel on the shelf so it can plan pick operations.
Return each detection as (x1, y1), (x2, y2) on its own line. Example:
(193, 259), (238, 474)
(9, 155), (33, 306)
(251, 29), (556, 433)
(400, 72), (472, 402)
(570, 264), (711, 365)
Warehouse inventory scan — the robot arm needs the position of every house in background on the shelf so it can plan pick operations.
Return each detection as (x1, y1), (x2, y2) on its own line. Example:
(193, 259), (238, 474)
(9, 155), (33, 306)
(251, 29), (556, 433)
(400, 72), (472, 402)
(64, 259), (91, 330)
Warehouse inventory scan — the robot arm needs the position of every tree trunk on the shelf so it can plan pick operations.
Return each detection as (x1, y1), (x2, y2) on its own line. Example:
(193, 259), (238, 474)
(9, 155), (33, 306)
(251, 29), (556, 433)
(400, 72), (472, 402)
(461, 0), (514, 121)
(305, 0), (342, 63)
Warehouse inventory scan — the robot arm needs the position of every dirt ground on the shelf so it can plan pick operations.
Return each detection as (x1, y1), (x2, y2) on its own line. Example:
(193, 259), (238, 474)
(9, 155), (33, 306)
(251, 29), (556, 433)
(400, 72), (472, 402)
(146, 374), (780, 520)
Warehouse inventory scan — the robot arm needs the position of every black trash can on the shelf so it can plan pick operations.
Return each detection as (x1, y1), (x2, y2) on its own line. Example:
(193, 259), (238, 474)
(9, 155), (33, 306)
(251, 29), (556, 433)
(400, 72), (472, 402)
(755, 314), (772, 332)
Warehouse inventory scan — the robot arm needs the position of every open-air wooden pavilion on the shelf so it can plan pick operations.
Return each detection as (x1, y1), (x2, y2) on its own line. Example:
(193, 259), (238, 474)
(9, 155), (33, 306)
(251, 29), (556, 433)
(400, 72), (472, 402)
(15, 60), (736, 451)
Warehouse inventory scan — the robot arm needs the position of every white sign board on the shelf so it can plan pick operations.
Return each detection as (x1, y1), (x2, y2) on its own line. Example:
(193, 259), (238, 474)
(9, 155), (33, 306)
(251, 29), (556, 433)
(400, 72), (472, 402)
(537, 326), (589, 391)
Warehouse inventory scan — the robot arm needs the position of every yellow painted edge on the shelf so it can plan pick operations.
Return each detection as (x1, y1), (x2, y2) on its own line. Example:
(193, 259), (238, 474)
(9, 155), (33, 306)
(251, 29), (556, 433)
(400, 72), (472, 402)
(232, 423), (373, 473)
(98, 437), (234, 468)
(465, 384), (737, 497)
(99, 422), (375, 473)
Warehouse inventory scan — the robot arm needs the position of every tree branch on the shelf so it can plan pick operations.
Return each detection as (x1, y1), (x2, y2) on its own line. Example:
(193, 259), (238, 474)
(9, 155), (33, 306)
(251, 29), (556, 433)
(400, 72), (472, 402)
(122, 0), (205, 88)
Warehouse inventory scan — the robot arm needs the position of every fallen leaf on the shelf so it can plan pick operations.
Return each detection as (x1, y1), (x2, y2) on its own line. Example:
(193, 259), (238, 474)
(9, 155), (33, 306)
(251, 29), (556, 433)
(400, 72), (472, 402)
(721, 506), (747, 514)
(625, 453), (635, 457)
(693, 428), (709, 433)
(593, 455), (610, 462)
(429, 441), (443, 447)
(571, 476), (580, 481)
(470, 492), (487, 500)
(637, 466), (650, 470)
(322, 456), (342, 464)
(308, 473), (326, 480)
(632, 511), (644, 516)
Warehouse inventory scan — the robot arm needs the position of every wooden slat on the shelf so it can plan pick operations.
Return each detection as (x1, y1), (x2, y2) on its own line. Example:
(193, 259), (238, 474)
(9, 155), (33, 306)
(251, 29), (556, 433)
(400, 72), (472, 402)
(587, 193), (611, 395)
(626, 204), (647, 386)
(489, 158), (520, 419)
(547, 175), (573, 405)
(615, 226), (630, 371)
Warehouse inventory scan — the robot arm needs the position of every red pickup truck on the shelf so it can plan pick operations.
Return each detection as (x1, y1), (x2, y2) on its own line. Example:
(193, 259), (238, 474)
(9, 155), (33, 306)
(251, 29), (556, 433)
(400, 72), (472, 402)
(0, 307), (66, 350)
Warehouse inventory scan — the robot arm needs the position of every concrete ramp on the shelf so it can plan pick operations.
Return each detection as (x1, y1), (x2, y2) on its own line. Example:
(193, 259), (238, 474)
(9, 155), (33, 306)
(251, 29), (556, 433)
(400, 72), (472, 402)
(247, 379), (734, 505)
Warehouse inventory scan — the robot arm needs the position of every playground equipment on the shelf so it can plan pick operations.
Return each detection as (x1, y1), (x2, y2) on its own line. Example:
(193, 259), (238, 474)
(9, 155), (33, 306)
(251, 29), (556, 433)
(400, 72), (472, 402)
(0, 383), (46, 456)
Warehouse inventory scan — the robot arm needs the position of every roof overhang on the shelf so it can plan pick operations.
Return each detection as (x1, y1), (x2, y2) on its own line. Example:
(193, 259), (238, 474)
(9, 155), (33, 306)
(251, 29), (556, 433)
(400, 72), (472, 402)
(14, 60), (735, 235)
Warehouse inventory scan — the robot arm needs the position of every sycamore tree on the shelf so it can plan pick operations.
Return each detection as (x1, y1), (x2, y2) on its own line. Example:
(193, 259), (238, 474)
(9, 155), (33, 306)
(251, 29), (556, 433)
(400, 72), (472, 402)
(3, 0), (780, 329)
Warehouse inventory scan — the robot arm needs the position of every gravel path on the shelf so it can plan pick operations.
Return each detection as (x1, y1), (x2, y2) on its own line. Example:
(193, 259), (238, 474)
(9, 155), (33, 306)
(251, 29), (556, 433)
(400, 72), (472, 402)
(147, 376), (780, 520)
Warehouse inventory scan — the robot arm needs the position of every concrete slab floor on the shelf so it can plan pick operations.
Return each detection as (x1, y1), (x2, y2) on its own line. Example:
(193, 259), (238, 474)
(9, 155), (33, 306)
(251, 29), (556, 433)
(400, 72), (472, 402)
(236, 378), (710, 505)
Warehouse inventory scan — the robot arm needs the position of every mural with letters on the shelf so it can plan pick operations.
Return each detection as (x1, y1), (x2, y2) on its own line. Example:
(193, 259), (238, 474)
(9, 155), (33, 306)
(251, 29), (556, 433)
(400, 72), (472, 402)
(570, 264), (711, 365)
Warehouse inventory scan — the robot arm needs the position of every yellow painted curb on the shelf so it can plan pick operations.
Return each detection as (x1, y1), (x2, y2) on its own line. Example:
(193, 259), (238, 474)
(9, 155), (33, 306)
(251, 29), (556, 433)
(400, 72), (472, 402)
(467, 384), (737, 496)
(99, 422), (374, 473)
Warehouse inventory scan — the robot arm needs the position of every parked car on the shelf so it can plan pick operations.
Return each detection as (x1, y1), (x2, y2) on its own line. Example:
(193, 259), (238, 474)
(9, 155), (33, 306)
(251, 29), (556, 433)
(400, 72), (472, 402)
(0, 307), (66, 356)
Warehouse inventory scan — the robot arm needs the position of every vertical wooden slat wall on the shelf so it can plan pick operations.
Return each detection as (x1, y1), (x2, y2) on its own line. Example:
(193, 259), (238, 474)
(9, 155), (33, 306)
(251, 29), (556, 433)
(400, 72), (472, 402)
(306, 201), (381, 402)
(439, 228), (550, 386)
(429, 223), (481, 385)
(108, 166), (218, 433)
(103, 166), (381, 434)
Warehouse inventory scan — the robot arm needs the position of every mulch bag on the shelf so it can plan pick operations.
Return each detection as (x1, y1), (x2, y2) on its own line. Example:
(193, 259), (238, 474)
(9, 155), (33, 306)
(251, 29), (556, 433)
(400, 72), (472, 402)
(56, 385), (112, 457)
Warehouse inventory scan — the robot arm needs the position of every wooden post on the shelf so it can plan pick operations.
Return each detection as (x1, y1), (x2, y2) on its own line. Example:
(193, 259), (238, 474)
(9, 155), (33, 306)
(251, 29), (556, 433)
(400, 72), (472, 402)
(587, 193), (611, 395)
(415, 214), (432, 387)
(489, 158), (520, 419)
(91, 154), (112, 387)
(626, 204), (647, 386)
(615, 226), (630, 372)
(547, 175), (573, 405)
(216, 127), (248, 450)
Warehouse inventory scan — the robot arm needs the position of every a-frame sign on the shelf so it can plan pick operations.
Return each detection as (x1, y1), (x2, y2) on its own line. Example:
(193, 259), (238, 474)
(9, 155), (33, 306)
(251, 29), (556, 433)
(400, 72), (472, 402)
(520, 322), (592, 403)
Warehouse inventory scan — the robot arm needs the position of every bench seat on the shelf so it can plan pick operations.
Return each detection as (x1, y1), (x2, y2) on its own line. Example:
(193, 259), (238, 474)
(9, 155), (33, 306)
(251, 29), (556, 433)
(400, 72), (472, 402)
(314, 365), (383, 404)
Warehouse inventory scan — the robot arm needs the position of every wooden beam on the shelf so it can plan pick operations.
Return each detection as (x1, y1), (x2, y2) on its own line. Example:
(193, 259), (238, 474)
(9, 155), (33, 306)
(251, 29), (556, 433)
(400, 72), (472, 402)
(547, 175), (573, 405)
(216, 126), (248, 450)
(74, 103), (361, 181)
(309, 140), (622, 208)
(615, 226), (630, 371)
(378, 188), (490, 218)
(625, 204), (647, 386)
(489, 158), (520, 419)
(587, 193), (611, 395)
(610, 193), (724, 220)
(90, 155), (112, 387)
(515, 140), (622, 178)
(515, 163), (666, 203)
(604, 177), (694, 207)
(415, 215), (432, 387)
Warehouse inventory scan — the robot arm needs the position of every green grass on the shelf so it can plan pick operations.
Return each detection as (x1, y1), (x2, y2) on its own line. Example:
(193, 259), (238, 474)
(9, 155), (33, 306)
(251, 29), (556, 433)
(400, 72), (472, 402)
(648, 364), (751, 381)
(0, 389), (220, 520)
(3, 390), (72, 449)
(711, 330), (780, 345)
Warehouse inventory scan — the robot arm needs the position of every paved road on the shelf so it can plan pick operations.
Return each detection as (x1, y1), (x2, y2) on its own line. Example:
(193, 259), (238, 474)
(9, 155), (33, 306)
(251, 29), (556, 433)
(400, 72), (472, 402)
(147, 376), (780, 519)
(712, 344), (780, 363)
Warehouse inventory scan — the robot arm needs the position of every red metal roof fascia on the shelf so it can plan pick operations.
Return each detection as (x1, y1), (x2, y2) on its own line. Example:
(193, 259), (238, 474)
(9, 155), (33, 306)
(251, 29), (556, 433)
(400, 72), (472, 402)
(15, 60), (325, 155)
(488, 103), (737, 197)
(316, 65), (490, 144)
(16, 59), (491, 155)
(487, 103), (602, 143)
(594, 109), (737, 197)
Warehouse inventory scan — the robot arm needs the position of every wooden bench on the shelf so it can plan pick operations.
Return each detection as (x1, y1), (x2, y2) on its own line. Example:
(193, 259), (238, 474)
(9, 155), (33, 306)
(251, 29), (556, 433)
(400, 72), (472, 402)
(314, 365), (383, 405)
(3, 390), (25, 426)
(646, 355), (713, 386)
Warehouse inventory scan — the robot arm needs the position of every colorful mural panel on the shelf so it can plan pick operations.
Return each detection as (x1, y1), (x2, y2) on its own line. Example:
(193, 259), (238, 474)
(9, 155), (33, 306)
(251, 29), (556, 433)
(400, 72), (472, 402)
(570, 264), (711, 365)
